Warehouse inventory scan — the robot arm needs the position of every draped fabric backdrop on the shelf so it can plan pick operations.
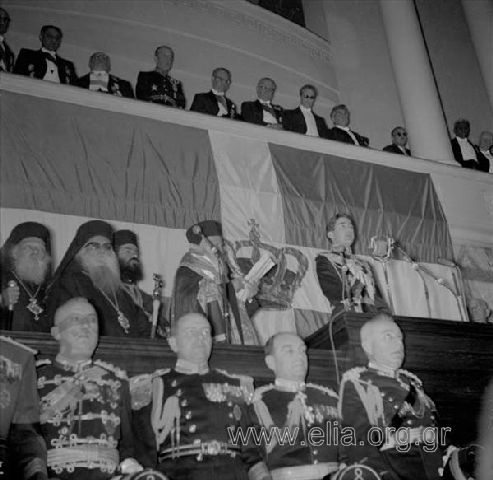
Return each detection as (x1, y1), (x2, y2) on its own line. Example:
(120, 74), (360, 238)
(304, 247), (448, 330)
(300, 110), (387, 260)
(1, 91), (458, 335)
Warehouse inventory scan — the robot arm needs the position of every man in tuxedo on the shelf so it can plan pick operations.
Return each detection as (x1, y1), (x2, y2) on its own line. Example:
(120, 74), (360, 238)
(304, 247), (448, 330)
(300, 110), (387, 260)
(75, 51), (134, 98)
(14, 24), (77, 84)
(282, 84), (330, 138)
(136, 45), (185, 108)
(383, 126), (411, 156)
(327, 104), (369, 146)
(0, 7), (14, 72)
(190, 67), (238, 118)
(478, 130), (493, 173)
(241, 77), (283, 128)
(451, 119), (489, 172)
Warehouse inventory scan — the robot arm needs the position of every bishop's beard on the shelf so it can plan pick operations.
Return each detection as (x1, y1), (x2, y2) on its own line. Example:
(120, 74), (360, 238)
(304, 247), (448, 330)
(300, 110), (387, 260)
(12, 248), (51, 285)
(119, 258), (143, 283)
(76, 248), (121, 295)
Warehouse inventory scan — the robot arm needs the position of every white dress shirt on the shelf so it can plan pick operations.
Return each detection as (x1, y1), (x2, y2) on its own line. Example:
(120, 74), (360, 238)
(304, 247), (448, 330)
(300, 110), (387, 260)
(259, 99), (278, 125)
(41, 47), (60, 83)
(212, 88), (228, 117)
(456, 137), (477, 161)
(300, 105), (318, 137)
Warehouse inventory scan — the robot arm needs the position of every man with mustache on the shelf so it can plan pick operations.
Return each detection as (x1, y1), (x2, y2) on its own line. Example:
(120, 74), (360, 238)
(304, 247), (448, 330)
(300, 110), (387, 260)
(45, 220), (151, 337)
(253, 332), (339, 479)
(131, 313), (271, 480)
(338, 314), (476, 480)
(113, 229), (153, 318)
(316, 213), (387, 318)
(0, 222), (52, 331)
(37, 297), (143, 479)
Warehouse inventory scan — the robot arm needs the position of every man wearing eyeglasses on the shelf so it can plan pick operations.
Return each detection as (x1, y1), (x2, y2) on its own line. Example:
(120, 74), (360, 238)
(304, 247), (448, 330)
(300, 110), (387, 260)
(383, 127), (411, 156)
(45, 220), (151, 337)
(282, 84), (330, 138)
(190, 67), (238, 119)
(241, 77), (283, 128)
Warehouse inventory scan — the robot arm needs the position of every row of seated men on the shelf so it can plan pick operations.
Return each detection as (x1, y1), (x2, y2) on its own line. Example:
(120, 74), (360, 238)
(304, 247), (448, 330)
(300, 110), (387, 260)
(0, 305), (482, 480)
(2, 214), (492, 340)
(3, 12), (491, 169)
(0, 213), (390, 341)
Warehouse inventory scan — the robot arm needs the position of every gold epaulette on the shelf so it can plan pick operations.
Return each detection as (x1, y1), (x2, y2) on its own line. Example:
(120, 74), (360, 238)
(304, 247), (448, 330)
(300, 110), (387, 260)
(36, 358), (52, 368)
(129, 369), (170, 410)
(216, 368), (254, 401)
(398, 369), (423, 387)
(93, 359), (127, 380)
(0, 335), (37, 354)
(306, 382), (339, 399)
(253, 383), (275, 402)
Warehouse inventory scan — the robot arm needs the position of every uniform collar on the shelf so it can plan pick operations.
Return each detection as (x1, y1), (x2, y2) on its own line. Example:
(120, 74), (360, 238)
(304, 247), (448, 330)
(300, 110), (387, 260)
(275, 377), (306, 392)
(368, 361), (397, 378)
(56, 354), (92, 372)
(175, 358), (209, 375)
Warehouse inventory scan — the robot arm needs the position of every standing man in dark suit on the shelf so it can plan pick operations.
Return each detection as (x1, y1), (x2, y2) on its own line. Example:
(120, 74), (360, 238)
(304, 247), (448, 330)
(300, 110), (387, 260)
(0, 8), (14, 72)
(383, 126), (411, 156)
(136, 45), (185, 108)
(14, 25), (77, 84)
(450, 118), (489, 172)
(241, 77), (283, 128)
(75, 51), (134, 98)
(282, 84), (330, 138)
(327, 103), (369, 146)
(190, 67), (238, 119)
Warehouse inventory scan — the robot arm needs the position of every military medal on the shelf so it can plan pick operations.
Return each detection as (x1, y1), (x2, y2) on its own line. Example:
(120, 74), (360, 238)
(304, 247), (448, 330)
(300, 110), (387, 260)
(117, 311), (130, 334)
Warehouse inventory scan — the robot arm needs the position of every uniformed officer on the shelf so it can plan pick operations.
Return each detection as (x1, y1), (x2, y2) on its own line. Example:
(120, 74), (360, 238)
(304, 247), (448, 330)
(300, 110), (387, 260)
(338, 313), (473, 480)
(253, 332), (339, 480)
(0, 335), (48, 479)
(131, 312), (271, 480)
(37, 297), (143, 479)
(136, 45), (186, 108)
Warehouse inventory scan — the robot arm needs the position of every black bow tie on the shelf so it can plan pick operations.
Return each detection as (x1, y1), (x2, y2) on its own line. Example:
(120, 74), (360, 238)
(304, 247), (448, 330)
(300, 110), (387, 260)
(44, 52), (57, 63)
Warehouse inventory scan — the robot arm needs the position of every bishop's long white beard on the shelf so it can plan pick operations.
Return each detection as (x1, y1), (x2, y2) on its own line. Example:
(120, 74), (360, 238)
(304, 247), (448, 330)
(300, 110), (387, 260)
(76, 249), (121, 295)
(13, 250), (50, 285)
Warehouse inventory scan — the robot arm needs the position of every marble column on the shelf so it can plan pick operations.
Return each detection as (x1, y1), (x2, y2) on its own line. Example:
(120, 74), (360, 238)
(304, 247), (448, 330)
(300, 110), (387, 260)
(461, 0), (493, 112)
(379, 0), (454, 163)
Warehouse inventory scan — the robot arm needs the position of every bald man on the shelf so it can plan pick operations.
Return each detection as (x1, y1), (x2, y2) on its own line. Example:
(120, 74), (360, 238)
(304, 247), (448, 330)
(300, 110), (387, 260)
(131, 313), (270, 480)
(338, 314), (476, 480)
(253, 332), (339, 479)
(37, 298), (141, 479)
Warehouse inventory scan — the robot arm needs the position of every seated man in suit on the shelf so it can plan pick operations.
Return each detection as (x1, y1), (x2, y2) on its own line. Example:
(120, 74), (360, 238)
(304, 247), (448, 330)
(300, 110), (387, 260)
(14, 24), (77, 84)
(136, 45), (185, 108)
(241, 77), (283, 128)
(282, 84), (330, 138)
(328, 104), (369, 146)
(451, 119), (489, 172)
(190, 67), (238, 118)
(0, 7), (15, 72)
(74, 51), (134, 98)
(478, 130), (493, 173)
(383, 126), (411, 156)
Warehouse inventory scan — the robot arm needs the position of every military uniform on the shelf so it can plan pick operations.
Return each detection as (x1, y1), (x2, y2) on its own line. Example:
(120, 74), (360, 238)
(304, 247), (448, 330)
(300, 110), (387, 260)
(0, 336), (48, 480)
(338, 364), (445, 480)
(316, 252), (387, 317)
(136, 70), (186, 108)
(37, 357), (135, 479)
(131, 363), (269, 480)
(253, 379), (339, 480)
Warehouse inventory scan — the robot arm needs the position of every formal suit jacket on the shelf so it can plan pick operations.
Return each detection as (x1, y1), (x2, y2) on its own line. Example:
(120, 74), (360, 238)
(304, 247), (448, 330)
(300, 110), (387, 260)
(282, 107), (330, 138)
(451, 137), (489, 172)
(74, 72), (134, 98)
(0, 39), (15, 72)
(136, 70), (185, 108)
(13, 48), (77, 84)
(328, 126), (369, 146)
(190, 90), (238, 118)
(240, 99), (283, 126)
(383, 144), (411, 156)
